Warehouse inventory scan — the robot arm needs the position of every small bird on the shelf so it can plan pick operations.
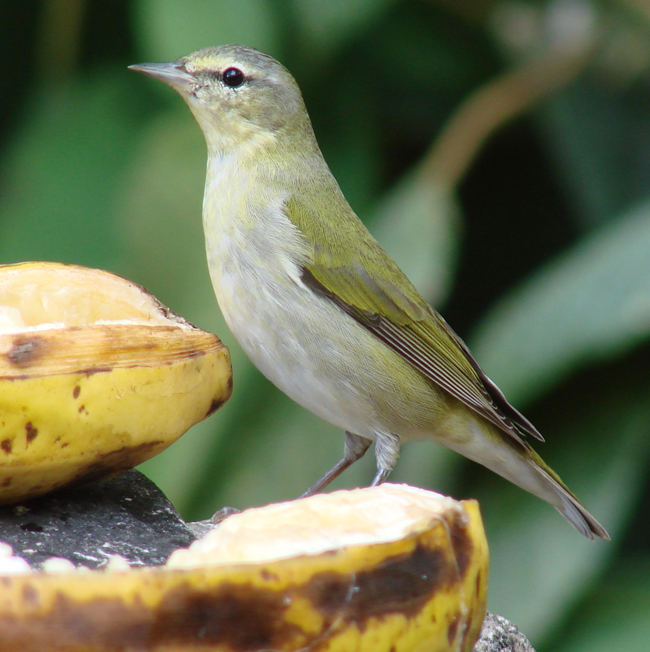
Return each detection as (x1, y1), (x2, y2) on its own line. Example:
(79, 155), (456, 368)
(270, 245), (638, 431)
(130, 45), (608, 540)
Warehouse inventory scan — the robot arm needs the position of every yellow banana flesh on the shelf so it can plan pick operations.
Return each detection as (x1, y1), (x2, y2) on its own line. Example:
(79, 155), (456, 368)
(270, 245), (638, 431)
(0, 262), (232, 504)
(0, 484), (488, 652)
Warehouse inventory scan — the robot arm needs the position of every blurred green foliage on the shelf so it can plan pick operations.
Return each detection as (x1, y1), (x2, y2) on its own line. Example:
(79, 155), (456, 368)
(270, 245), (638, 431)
(2, 0), (650, 649)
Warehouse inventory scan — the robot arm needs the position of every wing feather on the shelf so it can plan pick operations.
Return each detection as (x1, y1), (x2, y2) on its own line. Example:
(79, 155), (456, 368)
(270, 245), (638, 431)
(285, 194), (542, 444)
(301, 267), (542, 444)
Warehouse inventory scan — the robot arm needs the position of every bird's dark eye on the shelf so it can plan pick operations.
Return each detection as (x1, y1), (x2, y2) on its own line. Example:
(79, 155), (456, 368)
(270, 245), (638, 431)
(222, 67), (245, 88)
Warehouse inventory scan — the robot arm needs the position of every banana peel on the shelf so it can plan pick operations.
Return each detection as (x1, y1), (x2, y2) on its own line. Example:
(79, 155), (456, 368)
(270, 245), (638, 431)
(0, 262), (232, 504)
(0, 484), (488, 652)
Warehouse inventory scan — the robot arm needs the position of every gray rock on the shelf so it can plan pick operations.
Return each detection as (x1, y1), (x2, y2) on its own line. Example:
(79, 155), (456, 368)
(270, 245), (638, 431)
(0, 470), (195, 569)
(186, 505), (240, 537)
(474, 612), (536, 651)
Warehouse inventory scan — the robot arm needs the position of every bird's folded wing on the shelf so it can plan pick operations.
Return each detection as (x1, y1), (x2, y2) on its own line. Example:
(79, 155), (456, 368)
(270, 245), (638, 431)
(300, 263), (542, 445)
(285, 194), (542, 444)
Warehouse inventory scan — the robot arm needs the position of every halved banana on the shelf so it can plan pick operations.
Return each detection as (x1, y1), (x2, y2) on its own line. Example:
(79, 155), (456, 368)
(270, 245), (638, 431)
(0, 484), (488, 652)
(0, 261), (232, 504)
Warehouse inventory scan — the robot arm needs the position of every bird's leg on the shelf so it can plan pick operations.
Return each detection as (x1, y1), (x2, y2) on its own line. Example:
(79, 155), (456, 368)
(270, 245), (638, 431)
(300, 432), (371, 498)
(371, 432), (401, 486)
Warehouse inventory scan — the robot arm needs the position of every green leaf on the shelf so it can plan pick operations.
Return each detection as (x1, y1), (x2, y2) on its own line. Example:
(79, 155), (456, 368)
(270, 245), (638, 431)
(540, 84), (627, 227)
(133, 0), (281, 61)
(292, 0), (399, 62)
(539, 71), (650, 229)
(312, 74), (383, 218)
(0, 71), (143, 270)
(471, 199), (650, 406)
(114, 110), (208, 318)
(551, 558), (650, 652)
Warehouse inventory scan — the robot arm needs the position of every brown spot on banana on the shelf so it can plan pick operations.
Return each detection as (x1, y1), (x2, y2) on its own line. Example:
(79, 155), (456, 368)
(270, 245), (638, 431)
(6, 337), (46, 368)
(150, 582), (304, 650)
(21, 585), (39, 607)
(205, 397), (226, 417)
(71, 442), (165, 487)
(448, 510), (475, 579)
(25, 423), (38, 445)
(447, 617), (459, 645)
(304, 544), (449, 630)
(0, 582), (306, 652)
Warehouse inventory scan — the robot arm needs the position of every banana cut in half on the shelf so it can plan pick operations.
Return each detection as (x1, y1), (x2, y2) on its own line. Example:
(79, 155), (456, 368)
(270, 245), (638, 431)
(0, 484), (488, 652)
(0, 261), (232, 504)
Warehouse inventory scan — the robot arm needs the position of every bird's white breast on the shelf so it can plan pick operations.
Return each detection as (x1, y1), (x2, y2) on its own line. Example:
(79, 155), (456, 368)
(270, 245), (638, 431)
(202, 153), (376, 434)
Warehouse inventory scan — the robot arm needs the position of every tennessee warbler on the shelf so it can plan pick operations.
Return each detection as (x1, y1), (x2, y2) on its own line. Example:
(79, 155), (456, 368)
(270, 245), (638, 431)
(130, 45), (608, 540)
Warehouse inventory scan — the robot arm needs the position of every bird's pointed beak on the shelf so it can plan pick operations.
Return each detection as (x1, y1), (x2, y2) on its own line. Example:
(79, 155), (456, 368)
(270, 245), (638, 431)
(128, 61), (196, 92)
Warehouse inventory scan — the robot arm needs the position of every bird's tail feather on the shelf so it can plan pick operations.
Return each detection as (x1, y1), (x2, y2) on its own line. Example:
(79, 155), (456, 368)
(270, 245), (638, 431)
(532, 460), (610, 540)
(442, 420), (609, 539)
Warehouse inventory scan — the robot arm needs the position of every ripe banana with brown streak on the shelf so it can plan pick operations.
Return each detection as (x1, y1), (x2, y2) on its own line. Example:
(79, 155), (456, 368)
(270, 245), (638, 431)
(0, 484), (488, 652)
(0, 262), (232, 504)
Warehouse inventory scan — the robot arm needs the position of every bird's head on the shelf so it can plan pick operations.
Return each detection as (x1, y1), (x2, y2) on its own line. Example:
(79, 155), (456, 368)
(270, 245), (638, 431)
(130, 45), (313, 156)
